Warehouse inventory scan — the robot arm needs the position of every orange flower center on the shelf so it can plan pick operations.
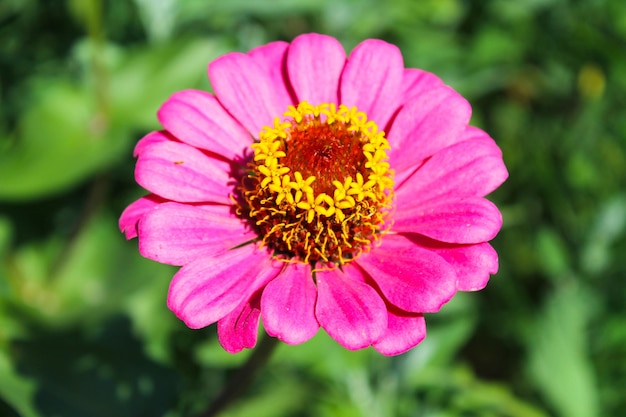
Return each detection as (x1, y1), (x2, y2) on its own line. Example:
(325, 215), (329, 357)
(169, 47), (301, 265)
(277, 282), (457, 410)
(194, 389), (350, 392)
(238, 101), (394, 268)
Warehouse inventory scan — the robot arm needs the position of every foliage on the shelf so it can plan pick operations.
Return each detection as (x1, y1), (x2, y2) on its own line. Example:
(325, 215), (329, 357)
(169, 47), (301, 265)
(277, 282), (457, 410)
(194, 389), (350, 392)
(1, 0), (625, 416)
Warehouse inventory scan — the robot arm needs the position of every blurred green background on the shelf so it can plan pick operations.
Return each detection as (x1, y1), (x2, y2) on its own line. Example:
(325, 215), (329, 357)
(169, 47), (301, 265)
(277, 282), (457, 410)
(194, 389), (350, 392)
(1, 0), (625, 416)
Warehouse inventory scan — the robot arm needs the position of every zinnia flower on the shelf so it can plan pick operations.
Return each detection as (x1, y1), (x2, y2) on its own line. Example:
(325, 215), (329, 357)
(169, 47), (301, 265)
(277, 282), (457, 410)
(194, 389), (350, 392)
(120, 33), (508, 356)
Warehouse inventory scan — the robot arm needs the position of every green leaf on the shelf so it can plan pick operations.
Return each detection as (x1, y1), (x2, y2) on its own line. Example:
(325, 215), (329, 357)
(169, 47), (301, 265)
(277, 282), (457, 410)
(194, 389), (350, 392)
(223, 374), (308, 417)
(527, 284), (599, 417)
(3, 211), (175, 328)
(132, 0), (177, 42)
(109, 38), (229, 130)
(536, 227), (571, 280)
(0, 82), (127, 200)
(582, 194), (626, 275)
(0, 348), (40, 417)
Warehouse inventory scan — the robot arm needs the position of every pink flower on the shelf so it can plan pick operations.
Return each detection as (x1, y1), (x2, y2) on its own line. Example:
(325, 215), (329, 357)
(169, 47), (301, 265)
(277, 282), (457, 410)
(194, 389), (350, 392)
(120, 33), (508, 356)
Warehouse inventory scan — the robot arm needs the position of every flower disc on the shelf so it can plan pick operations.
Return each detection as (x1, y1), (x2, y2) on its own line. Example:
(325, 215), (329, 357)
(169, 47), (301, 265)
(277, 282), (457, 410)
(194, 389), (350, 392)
(240, 101), (395, 267)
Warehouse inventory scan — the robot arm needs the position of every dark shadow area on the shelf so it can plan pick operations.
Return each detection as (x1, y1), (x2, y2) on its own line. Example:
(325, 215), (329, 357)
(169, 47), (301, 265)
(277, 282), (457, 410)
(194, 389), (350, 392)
(11, 315), (179, 417)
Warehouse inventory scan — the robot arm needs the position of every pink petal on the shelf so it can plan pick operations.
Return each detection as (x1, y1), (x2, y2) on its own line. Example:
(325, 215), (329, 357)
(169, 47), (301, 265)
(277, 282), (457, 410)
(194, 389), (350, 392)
(356, 234), (457, 313)
(372, 307), (426, 356)
(135, 140), (233, 204)
(388, 85), (472, 177)
(261, 263), (319, 344)
(119, 194), (166, 239)
(167, 245), (279, 329)
(157, 89), (252, 161)
(133, 130), (171, 157)
(430, 241), (499, 292)
(287, 33), (346, 105)
(209, 52), (285, 136)
(248, 41), (294, 114)
(402, 234), (499, 291)
(315, 267), (387, 350)
(395, 133), (508, 204)
(340, 39), (404, 128)
(393, 196), (503, 244)
(402, 68), (444, 103)
(137, 202), (254, 266)
(217, 290), (262, 353)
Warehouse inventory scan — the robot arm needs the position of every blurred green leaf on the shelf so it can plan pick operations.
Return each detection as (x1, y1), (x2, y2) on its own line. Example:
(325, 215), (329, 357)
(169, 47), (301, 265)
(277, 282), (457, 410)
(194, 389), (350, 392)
(0, 36), (227, 201)
(132, 0), (177, 42)
(488, 0), (558, 21)
(3, 210), (175, 328)
(0, 349), (39, 417)
(582, 194), (626, 275)
(122, 261), (179, 364)
(109, 37), (228, 129)
(0, 81), (126, 200)
(224, 374), (308, 417)
(566, 150), (600, 190)
(536, 227), (571, 280)
(179, 0), (324, 18)
(471, 27), (524, 66)
(454, 372), (551, 417)
(527, 284), (599, 417)
(67, 0), (101, 31)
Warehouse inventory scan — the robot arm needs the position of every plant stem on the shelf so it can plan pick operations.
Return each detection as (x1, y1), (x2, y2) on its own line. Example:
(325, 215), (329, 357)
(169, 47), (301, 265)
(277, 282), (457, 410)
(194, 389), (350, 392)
(197, 334), (280, 417)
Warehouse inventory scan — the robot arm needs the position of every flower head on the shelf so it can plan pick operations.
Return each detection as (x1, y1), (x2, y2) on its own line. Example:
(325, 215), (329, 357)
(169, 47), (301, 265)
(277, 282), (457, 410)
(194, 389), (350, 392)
(120, 33), (508, 355)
